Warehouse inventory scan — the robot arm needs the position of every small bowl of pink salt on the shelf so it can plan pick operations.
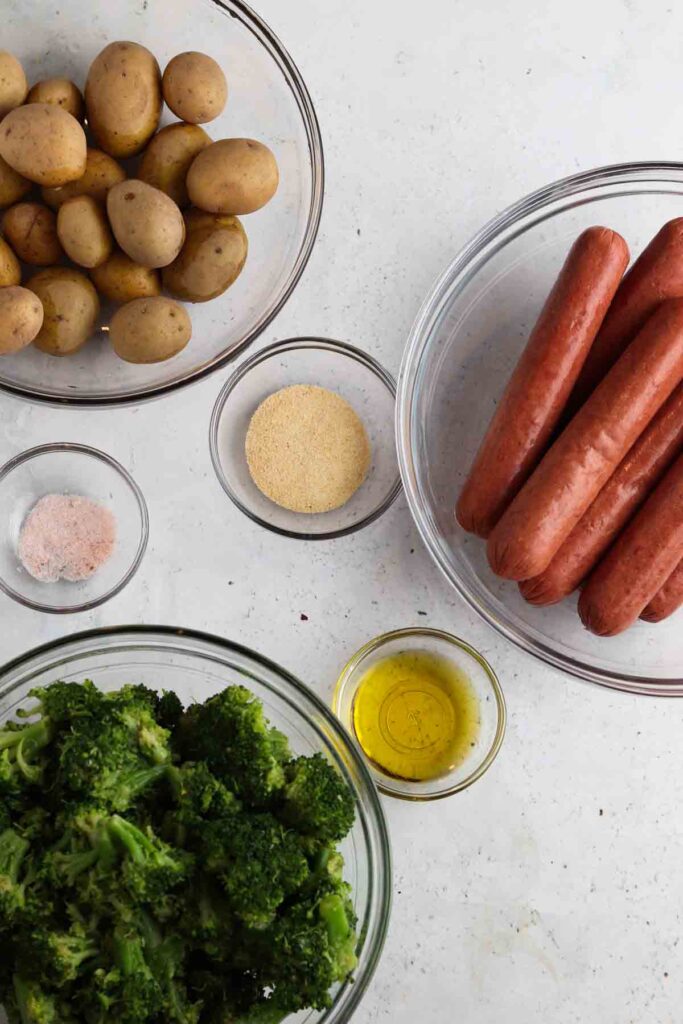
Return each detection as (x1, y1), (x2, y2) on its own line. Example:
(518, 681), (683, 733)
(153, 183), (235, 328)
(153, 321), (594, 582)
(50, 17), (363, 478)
(0, 443), (148, 613)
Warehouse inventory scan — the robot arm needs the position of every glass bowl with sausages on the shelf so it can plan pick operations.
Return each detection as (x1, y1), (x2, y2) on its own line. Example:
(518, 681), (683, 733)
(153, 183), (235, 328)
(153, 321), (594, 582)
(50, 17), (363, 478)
(398, 162), (683, 696)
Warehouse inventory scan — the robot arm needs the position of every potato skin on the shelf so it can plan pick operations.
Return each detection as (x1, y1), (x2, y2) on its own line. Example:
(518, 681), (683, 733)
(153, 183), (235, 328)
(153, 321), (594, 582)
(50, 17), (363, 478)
(3, 202), (63, 266)
(0, 156), (31, 209)
(0, 52), (28, 119)
(138, 122), (210, 208)
(186, 138), (279, 215)
(109, 296), (191, 363)
(90, 250), (161, 303)
(163, 210), (247, 302)
(27, 78), (84, 121)
(57, 195), (113, 269)
(85, 41), (161, 158)
(27, 267), (99, 356)
(42, 148), (126, 210)
(0, 104), (87, 187)
(107, 179), (185, 269)
(0, 237), (20, 287)
(0, 285), (43, 354)
(162, 52), (227, 125)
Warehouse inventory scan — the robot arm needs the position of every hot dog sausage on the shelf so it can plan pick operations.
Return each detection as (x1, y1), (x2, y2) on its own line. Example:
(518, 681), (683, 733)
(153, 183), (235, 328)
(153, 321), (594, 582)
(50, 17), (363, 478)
(578, 453), (683, 636)
(640, 559), (683, 623)
(520, 382), (683, 604)
(568, 218), (683, 413)
(456, 227), (629, 538)
(487, 299), (683, 580)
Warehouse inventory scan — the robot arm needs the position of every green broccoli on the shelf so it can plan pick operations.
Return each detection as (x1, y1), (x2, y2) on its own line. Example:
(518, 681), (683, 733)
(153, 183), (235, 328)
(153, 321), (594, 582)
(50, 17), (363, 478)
(0, 717), (52, 790)
(138, 915), (200, 1024)
(19, 923), (98, 988)
(7, 975), (74, 1024)
(279, 753), (355, 843)
(84, 925), (162, 1024)
(0, 828), (29, 925)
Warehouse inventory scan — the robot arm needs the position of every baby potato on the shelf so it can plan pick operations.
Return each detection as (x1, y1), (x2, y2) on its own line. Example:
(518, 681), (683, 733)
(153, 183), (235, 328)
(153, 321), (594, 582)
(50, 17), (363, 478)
(0, 156), (31, 209)
(0, 104), (86, 187)
(27, 78), (84, 121)
(28, 267), (99, 356)
(109, 296), (191, 363)
(0, 285), (43, 354)
(186, 138), (279, 215)
(90, 250), (161, 303)
(163, 210), (247, 302)
(42, 148), (126, 210)
(85, 41), (161, 158)
(107, 179), (185, 269)
(162, 52), (227, 125)
(138, 122), (210, 208)
(3, 202), (63, 266)
(0, 237), (20, 287)
(57, 195), (113, 269)
(0, 52), (28, 119)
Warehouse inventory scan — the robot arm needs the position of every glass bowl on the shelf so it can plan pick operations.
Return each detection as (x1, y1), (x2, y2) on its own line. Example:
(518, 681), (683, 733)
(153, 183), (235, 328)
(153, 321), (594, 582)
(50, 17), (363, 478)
(0, 625), (391, 1024)
(398, 162), (683, 696)
(334, 627), (506, 800)
(0, 0), (323, 407)
(210, 338), (401, 539)
(0, 443), (148, 613)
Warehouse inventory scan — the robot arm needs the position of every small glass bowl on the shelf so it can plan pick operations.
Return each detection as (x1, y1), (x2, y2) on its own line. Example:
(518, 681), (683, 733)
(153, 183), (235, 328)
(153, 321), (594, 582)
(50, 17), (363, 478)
(209, 338), (402, 539)
(334, 627), (506, 800)
(0, 443), (148, 613)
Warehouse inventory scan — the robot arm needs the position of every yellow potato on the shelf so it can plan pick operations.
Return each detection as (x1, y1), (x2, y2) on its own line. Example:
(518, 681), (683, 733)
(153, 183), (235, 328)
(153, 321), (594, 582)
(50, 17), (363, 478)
(3, 202), (63, 266)
(0, 52), (28, 119)
(163, 210), (247, 302)
(90, 250), (161, 303)
(109, 296), (191, 363)
(186, 138), (279, 215)
(138, 122), (210, 208)
(106, 179), (185, 269)
(162, 52), (227, 125)
(57, 195), (113, 269)
(28, 267), (99, 356)
(0, 237), (20, 287)
(0, 156), (31, 209)
(27, 78), (84, 120)
(0, 104), (86, 187)
(42, 148), (126, 209)
(0, 285), (43, 354)
(85, 41), (161, 158)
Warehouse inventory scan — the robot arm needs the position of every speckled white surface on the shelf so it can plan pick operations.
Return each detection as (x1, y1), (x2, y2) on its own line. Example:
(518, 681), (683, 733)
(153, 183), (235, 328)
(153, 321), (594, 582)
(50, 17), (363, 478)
(2, 0), (683, 1020)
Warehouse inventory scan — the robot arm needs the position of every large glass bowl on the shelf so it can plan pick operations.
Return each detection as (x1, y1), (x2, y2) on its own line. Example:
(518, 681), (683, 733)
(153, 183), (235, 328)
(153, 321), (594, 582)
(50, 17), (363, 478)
(0, 626), (391, 1023)
(398, 163), (683, 696)
(0, 0), (323, 407)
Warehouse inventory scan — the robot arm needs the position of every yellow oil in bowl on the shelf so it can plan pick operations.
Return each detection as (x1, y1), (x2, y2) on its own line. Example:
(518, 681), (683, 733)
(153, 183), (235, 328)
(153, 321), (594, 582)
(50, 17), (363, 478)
(352, 649), (480, 782)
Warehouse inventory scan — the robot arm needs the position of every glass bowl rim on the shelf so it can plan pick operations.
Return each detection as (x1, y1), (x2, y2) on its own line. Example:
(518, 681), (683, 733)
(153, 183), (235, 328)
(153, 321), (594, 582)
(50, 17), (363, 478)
(396, 160), (683, 696)
(0, 0), (325, 410)
(0, 623), (393, 1024)
(209, 336), (403, 540)
(334, 626), (507, 801)
(0, 442), (149, 613)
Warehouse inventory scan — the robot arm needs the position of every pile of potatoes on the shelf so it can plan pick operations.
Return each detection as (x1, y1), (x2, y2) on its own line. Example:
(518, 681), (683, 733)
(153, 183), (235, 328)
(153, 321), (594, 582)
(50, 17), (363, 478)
(0, 43), (278, 363)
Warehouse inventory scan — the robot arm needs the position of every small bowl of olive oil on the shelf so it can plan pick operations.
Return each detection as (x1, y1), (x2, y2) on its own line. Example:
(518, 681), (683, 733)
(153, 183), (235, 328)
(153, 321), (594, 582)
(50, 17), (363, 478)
(333, 627), (506, 800)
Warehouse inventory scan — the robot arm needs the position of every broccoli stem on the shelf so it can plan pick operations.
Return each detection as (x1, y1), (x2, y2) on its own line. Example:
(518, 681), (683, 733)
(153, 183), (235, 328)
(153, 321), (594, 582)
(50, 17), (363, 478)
(319, 893), (351, 943)
(0, 829), (29, 883)
(108, 816), (161, 865)
(0, 720), (51, 783)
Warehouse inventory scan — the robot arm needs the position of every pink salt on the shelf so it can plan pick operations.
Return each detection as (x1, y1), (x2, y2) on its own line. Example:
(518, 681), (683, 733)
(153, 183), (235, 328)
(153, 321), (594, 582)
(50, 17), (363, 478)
(18, 494), (116, 583)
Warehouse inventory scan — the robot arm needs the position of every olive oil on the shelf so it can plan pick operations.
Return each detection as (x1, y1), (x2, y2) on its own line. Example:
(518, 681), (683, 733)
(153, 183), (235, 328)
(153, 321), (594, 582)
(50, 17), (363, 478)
(352, 649), (480, 782)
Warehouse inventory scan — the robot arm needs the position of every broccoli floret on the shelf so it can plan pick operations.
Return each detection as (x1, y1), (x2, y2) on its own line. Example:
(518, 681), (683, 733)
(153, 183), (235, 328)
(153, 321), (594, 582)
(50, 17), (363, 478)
(7, 975), (73, 1024)
(167, 763), (240, 826)
(155, 691), (184, 734)
(84, 925), (161, 1024)
(19, 923), (98, 988)
(0, 717), (52, 790)
(178, 687), (290, 806)
(139, 916), (200, 1024)
(279, 754), (355, 843)
(0, 828), (29, 926)
(108, 815), (193, 904)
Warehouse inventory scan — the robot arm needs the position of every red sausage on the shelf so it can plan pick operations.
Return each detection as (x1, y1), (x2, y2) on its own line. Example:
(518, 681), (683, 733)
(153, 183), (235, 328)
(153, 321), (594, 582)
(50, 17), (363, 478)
(568, 218), (683, 413)
(520, 382), (683, 604)
(487, 299), (683, 581)
(579, 454), (683, 636)
(456, 227), (629, 538)
(640, 559), (683, 623)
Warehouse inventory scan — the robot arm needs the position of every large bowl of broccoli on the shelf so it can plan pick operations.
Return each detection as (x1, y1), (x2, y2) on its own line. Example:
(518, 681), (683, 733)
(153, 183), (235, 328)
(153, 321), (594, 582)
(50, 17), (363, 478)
(0, 625), (391, 1024)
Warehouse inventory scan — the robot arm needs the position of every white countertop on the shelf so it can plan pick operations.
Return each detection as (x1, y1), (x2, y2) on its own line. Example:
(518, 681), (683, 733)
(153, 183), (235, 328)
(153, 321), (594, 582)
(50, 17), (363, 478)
(2, 1), (683, 1020)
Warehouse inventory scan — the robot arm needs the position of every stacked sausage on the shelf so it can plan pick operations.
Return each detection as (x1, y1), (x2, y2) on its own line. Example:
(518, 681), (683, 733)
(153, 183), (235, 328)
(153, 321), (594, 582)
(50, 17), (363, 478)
(456, 220), (683, 637)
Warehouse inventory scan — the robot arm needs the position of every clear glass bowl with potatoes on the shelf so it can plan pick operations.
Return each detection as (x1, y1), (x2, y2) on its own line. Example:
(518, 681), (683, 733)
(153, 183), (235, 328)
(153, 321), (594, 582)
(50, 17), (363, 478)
(398, 163), (683, 696)
(0, 0), (322, 405)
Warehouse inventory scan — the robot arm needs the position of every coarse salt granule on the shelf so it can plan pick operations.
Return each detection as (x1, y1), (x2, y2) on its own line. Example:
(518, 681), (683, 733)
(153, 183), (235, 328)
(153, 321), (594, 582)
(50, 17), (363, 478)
(17, 494), (116, 583)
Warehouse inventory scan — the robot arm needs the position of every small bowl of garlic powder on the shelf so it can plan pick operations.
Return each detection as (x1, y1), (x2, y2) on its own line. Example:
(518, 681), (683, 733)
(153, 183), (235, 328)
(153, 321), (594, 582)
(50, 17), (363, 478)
(210, 338), (401, 539)
(0, 443), (148, 613)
